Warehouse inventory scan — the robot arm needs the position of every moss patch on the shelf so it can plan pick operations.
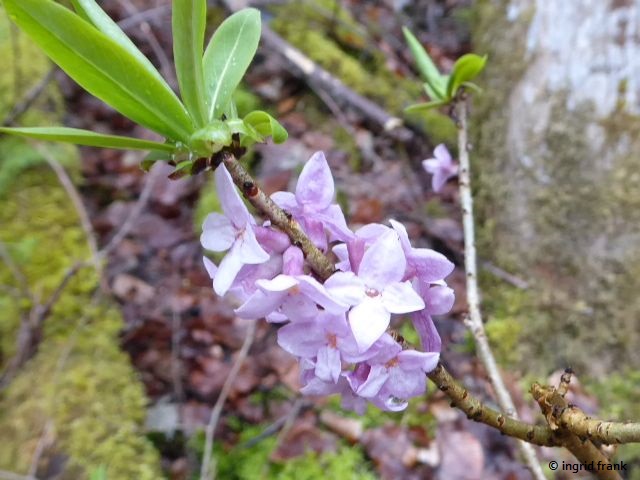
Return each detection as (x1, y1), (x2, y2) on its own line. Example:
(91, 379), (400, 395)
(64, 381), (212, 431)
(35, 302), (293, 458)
(0, 169), (162, 479)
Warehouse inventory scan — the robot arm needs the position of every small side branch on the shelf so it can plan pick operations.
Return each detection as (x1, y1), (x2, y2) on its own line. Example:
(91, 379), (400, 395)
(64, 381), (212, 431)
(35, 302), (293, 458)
(454, 98), (545, 478)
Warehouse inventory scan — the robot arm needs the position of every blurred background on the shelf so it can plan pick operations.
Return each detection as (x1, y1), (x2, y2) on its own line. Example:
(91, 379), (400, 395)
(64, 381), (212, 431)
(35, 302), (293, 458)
(0, 0), (639, 478)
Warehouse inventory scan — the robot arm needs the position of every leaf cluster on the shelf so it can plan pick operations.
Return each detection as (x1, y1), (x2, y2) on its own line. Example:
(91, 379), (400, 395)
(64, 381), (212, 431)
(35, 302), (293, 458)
(402, 27), (487, 112)
(1, 0), (287, 176)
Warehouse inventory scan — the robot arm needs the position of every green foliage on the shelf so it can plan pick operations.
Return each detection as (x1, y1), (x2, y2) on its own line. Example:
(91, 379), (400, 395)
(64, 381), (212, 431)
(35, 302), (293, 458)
(204, 9), (262, 120)
(1, 1), (286, 172)
(173, 0), (209, 126)
(0, 126), (175, 151)
(3, 0), (193, 141)
(202, 421), (376, 480)
(0, 169), (162, 478)
(243, 110), (288, 145)
(402, 26), (486, 111)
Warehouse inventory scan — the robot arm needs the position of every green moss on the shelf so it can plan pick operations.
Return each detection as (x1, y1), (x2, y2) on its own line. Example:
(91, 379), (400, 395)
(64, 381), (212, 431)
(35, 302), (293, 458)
(269, 1), (456, 146)
(0, 6), (67, 195)
(0, 168), (160, 479)
(205, 420), (376, 480)
(0, 168), (162, 478)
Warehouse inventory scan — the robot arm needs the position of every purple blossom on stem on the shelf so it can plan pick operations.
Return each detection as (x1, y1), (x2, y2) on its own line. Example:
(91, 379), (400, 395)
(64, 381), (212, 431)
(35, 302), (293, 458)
(271, 151), (353, 250)
(422, 144), (458, 192)
(200, 165), (270, 296)
(325, 231), (425, 352)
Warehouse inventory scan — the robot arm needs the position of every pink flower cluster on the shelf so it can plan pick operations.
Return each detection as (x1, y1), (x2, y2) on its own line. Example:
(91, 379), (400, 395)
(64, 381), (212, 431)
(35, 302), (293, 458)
(201, 152), (454, 412)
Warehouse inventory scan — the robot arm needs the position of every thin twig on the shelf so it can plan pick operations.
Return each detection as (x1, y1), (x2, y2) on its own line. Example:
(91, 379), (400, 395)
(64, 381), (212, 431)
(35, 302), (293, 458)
(38, 147), (100, 271)
(117, 5), (170, 31)
(1, 68), (57, 127)
(531, 382), (623, 480)
(454, 98), (545, 479)
(117, 0), (176, 86)
(200, 321), (257, 480)
(429, 364), (555, 446)
(98, 163), (162, 259)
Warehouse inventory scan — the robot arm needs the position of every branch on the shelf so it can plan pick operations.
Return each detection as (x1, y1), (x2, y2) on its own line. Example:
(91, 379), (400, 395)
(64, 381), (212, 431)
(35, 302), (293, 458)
(531, 381), (623, 480)
(454, 98), (545, 478)
(221, 153), (335, 281)
(428, 364), (555, 446)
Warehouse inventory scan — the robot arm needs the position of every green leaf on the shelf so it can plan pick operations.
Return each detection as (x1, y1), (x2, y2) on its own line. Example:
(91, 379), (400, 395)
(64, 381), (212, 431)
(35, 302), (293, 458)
(189, 120), (233, 156)
(4, 0), (194, 142)
(243, 111), (288, 144)
(173, 0), (208, 126)
(446, 54), (488, 98)
(69, 0), (167, 87)
(404, 100), (447, 113)
(402, 27), (447, 100)
(0, 127), (176, 152)
(204, 8), (261, 120)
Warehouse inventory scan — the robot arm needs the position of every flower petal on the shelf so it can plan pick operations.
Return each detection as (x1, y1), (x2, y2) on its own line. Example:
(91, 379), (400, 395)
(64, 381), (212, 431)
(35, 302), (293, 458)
(358, 231), (406, 290)
(315, 346), (342, 383)
(381, 281), (425, 314)
(424, 284), (455, 315)
(277, 321), (324, 357)
(256, 274), (299, 292)
(295, 151), (334, 208)
(213, 246), (245, 296)
(410, 310), (442, 353)
(237, 227), (270, 264)
(202, 256), (217, 279)
(411, 249), (455, 282)
(324, 271), (365, 306)
(297, 276), (349, 314)
(434, 143), (451, 164)
(398, 350), (440, 373)
(235, 289), (287, 319)
(349, 298), (390, 352)
(356, 364), (389, 398)
(201, 213), (235, 251)
(270, 191), (299, 211)
(215, 164), (253, 228)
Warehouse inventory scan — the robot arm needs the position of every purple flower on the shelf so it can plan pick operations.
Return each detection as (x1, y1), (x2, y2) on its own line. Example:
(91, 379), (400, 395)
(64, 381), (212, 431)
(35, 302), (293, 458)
(235, 272), (347, 322)
(325, 231), (425, 352)
(347, 348), (439, 411)
(422, 144), (458, 192)
(389, 219), (454, 283)
(200, 165), (269, 296)
(277, 312), (362, 383)
(271, 152), (353, 250)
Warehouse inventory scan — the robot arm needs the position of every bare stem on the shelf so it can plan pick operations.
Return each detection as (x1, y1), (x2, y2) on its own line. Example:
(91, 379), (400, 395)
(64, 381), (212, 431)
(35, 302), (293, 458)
(455, 98), (545, 479)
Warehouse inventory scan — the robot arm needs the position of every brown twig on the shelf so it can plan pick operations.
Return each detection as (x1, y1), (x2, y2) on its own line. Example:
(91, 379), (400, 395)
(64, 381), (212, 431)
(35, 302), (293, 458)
(221, 153), (335, 281)
(200, 321), (257, 480)
(38, 147), (101, 271)
(429, 364), (555, 446)
(1, 68), (56, 127)
(98, 162), (162, 260)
